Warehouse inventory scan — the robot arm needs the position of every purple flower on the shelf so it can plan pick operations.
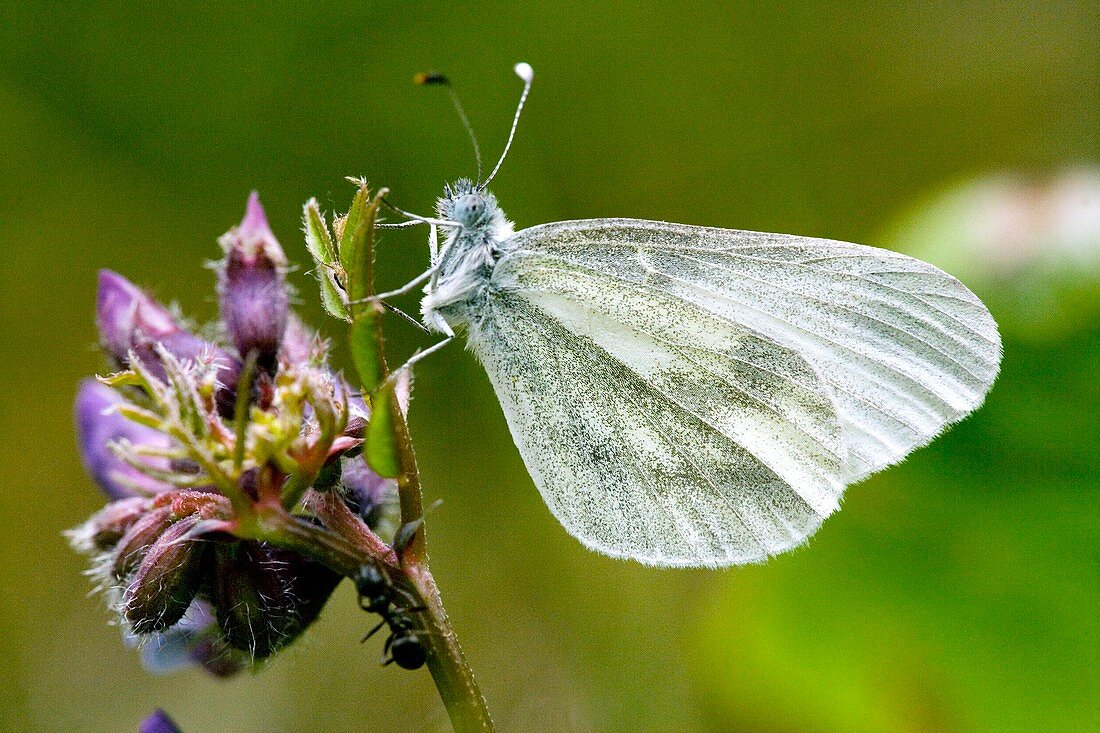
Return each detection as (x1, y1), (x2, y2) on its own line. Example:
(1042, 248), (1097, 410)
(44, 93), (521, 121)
(341, 455), (395, 528)
(218, 192), (289, 375)
(96, 271), (242, 412)
(75, 380), (174, 499)
(139, 709), (182, 733)
(71, 190), (398, 677)
(133, 600), (252, 677)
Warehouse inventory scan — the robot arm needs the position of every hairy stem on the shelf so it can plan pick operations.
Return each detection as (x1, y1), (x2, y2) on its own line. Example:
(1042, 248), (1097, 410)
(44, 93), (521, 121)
(407, 562), (493, 732)
(342, 183), (492, 731)
(389, 381), (493, 731)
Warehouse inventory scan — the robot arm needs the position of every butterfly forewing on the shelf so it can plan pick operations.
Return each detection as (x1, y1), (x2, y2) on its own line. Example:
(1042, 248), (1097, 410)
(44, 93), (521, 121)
(463, 219), (1000, 566)
(498, 219), (1002, 484)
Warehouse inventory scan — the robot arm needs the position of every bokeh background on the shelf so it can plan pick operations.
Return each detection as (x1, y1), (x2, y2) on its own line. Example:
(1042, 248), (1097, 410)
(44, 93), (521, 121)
(1, 3), (1096, 732)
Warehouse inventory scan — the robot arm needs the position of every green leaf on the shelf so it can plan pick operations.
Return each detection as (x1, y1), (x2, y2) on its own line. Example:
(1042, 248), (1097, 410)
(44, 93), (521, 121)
(303, 198), (351, 322)
(302, 198), (337, 267)
(365, 381), (400, 478)
(349, 307), (383, 393)
(338, 180), (399, 478)
(318, 269), (350, 322)
(338, 181), (371, 300)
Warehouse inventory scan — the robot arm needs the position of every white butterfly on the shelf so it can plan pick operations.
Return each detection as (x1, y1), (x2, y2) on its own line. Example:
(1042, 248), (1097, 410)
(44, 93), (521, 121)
(381, 63), (1001, 567)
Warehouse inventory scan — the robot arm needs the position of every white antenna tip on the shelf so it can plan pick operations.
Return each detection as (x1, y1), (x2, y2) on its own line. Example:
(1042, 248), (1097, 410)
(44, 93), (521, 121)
(514, 62), (534, 83)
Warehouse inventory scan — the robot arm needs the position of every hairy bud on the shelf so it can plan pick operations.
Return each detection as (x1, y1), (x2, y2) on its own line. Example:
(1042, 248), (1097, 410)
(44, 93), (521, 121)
(75, 380), (175, 499)
(95, 271), (242, 412)
(218, 192), (289, 375)
(111, 506), (175, 580)
(67, 496), (150, 553)
(211, 540), (340, 658)
(122, 514), (208, 634)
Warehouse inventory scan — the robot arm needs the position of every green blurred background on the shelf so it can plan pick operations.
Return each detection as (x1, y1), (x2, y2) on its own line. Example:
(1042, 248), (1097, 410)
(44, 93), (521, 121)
(1, 3), (1096, 732)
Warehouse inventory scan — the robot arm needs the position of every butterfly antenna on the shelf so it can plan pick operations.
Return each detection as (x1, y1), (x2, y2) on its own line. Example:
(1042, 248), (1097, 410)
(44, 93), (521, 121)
(415, 72), (483, 184)
(479, 62), (533, 191)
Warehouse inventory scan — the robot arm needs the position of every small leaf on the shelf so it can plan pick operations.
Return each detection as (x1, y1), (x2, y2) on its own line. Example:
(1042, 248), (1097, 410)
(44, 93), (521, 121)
(318, 269), (351, 322)
(302, 198), (337, 267)
(349, 306), (384, 394)
(304, 198), (351, 322)
(338, 182), (370, 295)
(365, 381), (400, 479)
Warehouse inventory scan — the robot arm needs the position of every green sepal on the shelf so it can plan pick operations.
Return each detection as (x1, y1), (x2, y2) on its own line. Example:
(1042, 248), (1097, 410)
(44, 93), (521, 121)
(318, 270), (351, 322)
(365, 381), (400, 479)
(97, 371), (143, 388)
(303, 198), (337, 267)
(339, 181), (371, 300)
(303, 198), (351, 321)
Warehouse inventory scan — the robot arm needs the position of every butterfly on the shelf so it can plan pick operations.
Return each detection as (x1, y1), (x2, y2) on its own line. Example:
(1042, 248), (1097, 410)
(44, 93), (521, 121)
(378, 63), (1001, 568)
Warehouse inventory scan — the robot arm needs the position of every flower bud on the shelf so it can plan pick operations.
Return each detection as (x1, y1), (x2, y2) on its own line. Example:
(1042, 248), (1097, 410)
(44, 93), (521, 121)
(95, 271), (242, 411)
(211, 540), (340, 658)
(140, 709), (183, 733)
(67, 496), (150, 553)
(75, 380), (174, 499)
(340, 455), (396, 529)
(218, 192), (289, 375)
(281, 313), (324, 367)
(112, 505), (174, 580)
(96, 270), (178, 363)
(122, 514), (208, 634)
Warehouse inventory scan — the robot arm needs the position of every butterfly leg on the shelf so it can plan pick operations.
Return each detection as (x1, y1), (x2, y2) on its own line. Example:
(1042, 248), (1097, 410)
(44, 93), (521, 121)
(376, 219), (426, 229)
(428, 222), (439, 262)
(350, 265), (438, 305)
(382, 332), (455, 387)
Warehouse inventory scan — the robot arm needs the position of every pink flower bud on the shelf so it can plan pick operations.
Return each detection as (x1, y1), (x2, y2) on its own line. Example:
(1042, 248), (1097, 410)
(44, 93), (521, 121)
(75, 380), (174, 499)
(68, 496), (151, 553)
(218, 192), (289, 375)
(111, 505), (174, 580)
(122, 514), (208, 634)
(280, 313), (322, 366)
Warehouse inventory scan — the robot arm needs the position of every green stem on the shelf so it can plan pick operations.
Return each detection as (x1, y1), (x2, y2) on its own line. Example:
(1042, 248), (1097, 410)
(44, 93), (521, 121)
(388, 384), (493, 731)
(250, 498), (493, 731)
(406, 562), (494, 732)
(344, 183), (492, 731)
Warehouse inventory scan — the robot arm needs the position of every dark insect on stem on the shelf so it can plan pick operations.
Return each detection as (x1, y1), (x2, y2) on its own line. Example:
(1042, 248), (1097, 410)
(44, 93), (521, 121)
(354, 563), (428, 670)
(392, 499), (444, 559)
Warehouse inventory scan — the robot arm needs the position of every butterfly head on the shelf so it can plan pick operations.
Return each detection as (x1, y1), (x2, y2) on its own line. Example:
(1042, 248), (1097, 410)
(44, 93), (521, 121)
(438, 179), (508, 235)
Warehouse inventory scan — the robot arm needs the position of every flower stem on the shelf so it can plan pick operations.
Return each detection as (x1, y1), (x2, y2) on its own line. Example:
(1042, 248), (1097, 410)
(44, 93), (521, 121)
(254, 496), (493, 731)
(340, 182), (493, 731)
(407, 561), (493, 732)
(389, 380), (493, 731)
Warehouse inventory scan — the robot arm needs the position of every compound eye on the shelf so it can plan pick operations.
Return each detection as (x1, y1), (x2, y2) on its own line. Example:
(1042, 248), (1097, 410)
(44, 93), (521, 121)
(454, 194), (487, 224)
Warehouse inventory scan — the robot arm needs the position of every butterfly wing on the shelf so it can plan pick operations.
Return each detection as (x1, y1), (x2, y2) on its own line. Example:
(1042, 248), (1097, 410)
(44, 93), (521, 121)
(466, 219), (1000, 567)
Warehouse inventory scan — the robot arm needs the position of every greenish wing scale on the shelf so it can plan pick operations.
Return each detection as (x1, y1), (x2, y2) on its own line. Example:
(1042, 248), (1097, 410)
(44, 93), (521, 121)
(500, 219), (1002, 484)
(469, 254), (849, 566)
